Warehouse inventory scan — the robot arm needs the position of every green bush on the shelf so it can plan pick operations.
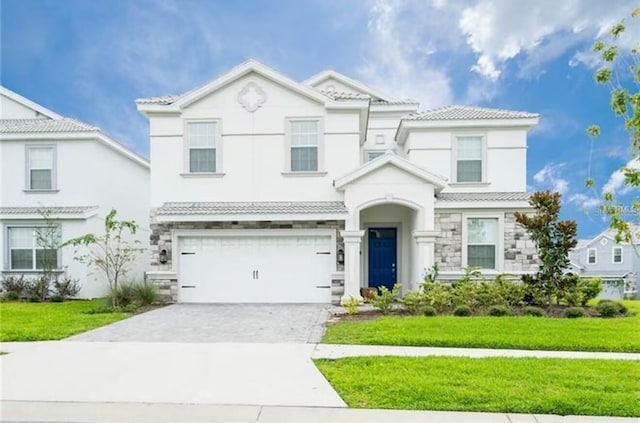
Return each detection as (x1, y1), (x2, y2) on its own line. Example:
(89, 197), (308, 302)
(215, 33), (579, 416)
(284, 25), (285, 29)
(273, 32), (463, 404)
(132, 281), (158, 305)
(453, 305), (472, 316)
(370, 284), (401, 315)
(1, 291), (20, 302)
(523, 306), (546, 317)
(24, 277), (49, 302)
(423, 306), (437, 316)
(495, 276), (525, 307)
(477, 281), (505, 307)
(451, 281), (479, 309)
(84, 302), (139, 314)
(564, 307), (587, 319)
(342, 297), (362, 315)
(401, 291), (427, 314)
(578, 278), (602, 306)
(596, 299), (627, 317)
(107, 282), (135, 307)
(49, 294), (64, 303)
(1, 275), (28, 298)
(53, 277), (82, 300)
(420, 282), (451, 311)
(488, 305), (512, 316)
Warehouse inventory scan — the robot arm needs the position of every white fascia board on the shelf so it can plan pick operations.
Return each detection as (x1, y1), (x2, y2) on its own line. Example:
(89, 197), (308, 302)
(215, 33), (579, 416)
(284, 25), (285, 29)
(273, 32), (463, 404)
(370, 104), (419, 114)
(155, 213), (348, 223)
(325, 100), (369, 110)
(435, 201), (533, 209)
(136, 104), (181, 115)
(0, 209), (98, 221)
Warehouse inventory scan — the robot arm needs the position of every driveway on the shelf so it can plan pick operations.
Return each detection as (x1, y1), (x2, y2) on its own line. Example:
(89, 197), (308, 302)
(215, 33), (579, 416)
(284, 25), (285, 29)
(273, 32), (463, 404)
(66, 303), (330, 343)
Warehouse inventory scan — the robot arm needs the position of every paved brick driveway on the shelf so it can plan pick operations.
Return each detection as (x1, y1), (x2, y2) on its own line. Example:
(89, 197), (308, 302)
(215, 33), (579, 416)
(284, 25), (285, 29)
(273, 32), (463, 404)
(66, 303), (330, 343)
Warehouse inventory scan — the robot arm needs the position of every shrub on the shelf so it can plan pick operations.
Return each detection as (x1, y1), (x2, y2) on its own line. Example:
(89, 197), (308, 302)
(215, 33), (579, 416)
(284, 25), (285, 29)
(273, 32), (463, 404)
(50, 294), (64, 303)
(84, 303), (139, 314)
(423, 306), (437, 316)
(450, 281), (479, 309)
(495, 276), (525, 307)
(421, 282), (451, 311)
(564, 307), (587, 319)
(1, 291), (20, 302)
(342, 297), (362, 315)
(578, 278), (602, 306)
(596, 299), (627, 317)
(453, 305), (472, 316)
(132, 281), (158, 305)
(488, 305), (512, 316)
(401, 291), (427, 314)
(370, 284), (401, 315)
(523, 306), (546, 317)
(522, 274), (546, 306)
(477, 281), (505, 307)
(107, 281), (136, 307)
(1, 275), (28, 298)
(24, 277), (50, 302)
(53, 277), (82, 300)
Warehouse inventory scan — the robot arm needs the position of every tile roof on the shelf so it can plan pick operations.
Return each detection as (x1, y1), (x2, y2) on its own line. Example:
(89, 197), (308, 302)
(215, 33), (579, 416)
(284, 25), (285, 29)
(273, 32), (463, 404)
(156, 201), (348, 216)
(371, 99), (419, 106)
(0, 118), (98, 134)
(0, 206), (98, 215)
(134, 94), (182, 105)
(320, 90), (370, 101)
(436, 192), (531, 202)
(405, 105), (539, 121)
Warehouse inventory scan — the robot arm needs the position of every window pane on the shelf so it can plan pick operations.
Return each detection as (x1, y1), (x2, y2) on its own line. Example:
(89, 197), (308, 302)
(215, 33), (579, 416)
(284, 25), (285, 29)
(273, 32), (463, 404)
(291, 147), (318, 171)
(457, 137), (482, 159)
(468, 245), (496, 269)
(189, 149), (216, 173)
(36, 249), (58, 269)
(468, 218), (498, 244)
(613, 248), (622, 263)
(11, 250), (33, 270)
(588, 250), (596, 263)
(29, 148), (53, 168)
(188, 122), (216, 148)
(367, 151), (385, 161)
(457, 160), (482, 182)
(31, 169), (52, 190)
(10, 227), (34, 249)
(291, 121), (318, 146)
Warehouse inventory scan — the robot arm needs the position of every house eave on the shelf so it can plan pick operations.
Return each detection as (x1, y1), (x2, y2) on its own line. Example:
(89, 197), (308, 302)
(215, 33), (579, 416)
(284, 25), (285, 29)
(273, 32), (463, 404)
(434, 201), (533, 209)
(154, 212), (348, 223)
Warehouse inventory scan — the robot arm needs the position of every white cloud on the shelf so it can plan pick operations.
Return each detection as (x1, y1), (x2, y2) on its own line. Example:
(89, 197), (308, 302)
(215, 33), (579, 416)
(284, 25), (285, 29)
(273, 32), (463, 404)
(533, 162), (570, 194)
(602, 158), (640, 195)
(568, 193), (601, 211)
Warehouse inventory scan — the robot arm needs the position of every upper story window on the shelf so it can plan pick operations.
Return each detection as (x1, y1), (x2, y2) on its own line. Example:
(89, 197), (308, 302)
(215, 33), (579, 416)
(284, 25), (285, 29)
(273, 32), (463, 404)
(456, 136), (483, 183)
(366, 150), (385, 162)
(187, 122), (217, 173)
(289, 120), (319, 172)
(466, 217), (498, 269)
(7, 226), (59, 270)
(27, 146), (55, 190)
(587, 248), (597, 264)
(613, 247), (623, 264)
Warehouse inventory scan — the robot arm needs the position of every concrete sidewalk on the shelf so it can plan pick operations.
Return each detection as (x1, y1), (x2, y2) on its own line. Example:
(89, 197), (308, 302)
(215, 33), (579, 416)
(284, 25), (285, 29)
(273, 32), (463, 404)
(2, 401), (637, 422)
(313, 344), (640, 360)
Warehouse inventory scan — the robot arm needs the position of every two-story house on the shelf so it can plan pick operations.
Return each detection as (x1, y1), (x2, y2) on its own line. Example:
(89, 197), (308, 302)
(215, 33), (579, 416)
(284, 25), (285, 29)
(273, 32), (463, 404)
(0, 86), (150, 298)
(137, 60), (539, 304)
(569, 228), (639, 299)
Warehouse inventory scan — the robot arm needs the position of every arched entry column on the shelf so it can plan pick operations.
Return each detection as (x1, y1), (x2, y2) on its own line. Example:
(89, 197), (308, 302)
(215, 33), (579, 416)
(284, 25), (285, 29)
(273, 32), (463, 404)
(340, 229), (365, 303)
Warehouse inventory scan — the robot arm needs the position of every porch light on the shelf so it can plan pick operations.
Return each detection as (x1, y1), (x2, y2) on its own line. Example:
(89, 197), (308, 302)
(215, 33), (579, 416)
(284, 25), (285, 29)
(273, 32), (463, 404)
(159, 249), (168, 264)
(337, 249), (345, 265)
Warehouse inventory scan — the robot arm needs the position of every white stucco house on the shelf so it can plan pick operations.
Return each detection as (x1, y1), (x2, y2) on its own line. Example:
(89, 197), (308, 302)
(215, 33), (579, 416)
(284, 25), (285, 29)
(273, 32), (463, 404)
(0, 86), (150, 298)
(137, 60), (540, 304)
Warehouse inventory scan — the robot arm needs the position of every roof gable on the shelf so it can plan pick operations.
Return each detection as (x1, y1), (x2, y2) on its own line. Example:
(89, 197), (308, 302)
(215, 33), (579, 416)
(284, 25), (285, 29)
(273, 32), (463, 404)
(136, 60), (330, 110)
(0, 86), (62, 119)
(335, 152), (447, 190)
(303, 70), (393, 102)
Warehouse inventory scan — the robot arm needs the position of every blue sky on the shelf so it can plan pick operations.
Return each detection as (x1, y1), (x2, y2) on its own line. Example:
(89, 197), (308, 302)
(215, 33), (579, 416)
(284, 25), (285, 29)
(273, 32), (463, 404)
(2, 0), (638, 238)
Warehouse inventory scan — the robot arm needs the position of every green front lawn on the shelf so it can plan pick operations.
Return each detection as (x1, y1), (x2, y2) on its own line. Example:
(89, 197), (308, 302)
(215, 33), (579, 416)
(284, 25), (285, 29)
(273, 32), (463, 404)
(315, 356), (640, 417)
(323, 301), (640, 352)
(0, 299), (130, 341)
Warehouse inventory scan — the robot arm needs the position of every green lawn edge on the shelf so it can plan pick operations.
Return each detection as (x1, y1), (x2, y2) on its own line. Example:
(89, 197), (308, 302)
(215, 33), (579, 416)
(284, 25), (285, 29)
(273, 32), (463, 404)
(315, 356), (640, 417)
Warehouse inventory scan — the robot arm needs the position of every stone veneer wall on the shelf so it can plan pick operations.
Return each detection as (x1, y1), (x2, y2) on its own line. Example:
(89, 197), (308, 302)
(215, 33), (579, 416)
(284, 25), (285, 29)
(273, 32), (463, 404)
(434, 211), (538, 275)
(148, 215), (345, 302)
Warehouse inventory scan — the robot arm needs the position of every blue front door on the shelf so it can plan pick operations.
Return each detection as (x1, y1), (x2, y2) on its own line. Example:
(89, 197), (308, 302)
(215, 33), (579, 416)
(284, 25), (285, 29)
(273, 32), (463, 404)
(368, 228), (397, 291)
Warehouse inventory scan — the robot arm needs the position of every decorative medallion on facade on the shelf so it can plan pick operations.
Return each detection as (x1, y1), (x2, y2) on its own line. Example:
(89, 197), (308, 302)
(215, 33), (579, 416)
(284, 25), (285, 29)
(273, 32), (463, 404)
(238, 82), (267, 112)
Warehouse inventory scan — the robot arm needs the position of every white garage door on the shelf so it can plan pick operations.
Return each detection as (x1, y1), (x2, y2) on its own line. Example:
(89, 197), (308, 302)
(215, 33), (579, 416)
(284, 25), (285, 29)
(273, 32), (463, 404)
(178, 232), (334, 303)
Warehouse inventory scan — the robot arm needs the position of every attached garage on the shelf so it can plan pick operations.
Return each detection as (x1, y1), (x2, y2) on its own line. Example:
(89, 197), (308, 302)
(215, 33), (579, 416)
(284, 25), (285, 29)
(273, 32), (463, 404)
(176, 230), (335, 303)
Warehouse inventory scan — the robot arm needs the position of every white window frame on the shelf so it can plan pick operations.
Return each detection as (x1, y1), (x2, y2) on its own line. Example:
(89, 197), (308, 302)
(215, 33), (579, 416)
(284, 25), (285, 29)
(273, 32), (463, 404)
(184, 119), (222, 175)
(284, 117), (324, 174)
(451, 133), (487, 184)
(5, 225), (61, 271)
(612, 246), (623, 264)
(461, 213), (504, 271)
(587, 248), (597, 265)
(25, 145), (57, 191)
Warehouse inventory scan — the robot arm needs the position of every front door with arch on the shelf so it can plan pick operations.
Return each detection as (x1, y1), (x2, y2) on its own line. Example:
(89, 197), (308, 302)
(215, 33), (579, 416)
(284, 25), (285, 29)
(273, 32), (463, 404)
(368, 227), (397, 291)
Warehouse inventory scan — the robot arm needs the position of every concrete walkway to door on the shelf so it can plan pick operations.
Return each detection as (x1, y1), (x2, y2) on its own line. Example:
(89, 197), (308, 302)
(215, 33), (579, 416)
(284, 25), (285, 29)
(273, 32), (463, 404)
(66, 303), (330, 343)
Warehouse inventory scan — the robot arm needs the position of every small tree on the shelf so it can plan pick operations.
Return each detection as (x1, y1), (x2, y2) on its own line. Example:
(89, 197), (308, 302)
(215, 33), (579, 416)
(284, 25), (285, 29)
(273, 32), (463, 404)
(515, 191), (578, 306)
(64, 209), (142, 307)
(33, 207), (63, 298)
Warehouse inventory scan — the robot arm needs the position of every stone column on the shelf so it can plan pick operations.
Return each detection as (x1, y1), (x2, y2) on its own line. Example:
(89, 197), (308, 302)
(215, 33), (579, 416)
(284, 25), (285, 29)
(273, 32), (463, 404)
(340, 230), (365, 304)
(413, 230), (439, 286)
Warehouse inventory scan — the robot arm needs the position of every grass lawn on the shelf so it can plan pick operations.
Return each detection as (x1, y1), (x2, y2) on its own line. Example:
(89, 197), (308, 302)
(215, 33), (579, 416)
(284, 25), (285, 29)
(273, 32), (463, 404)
(315, 356), (640, 417)
(0, 299), (130, 341)
(323, 301), (640, 352)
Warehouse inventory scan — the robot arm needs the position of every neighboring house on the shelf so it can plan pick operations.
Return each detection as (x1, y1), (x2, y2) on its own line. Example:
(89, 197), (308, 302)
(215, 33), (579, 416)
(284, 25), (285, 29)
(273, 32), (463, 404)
(569, 228), (639, 299)
(0, 86), (150, 298)
(137, 60), (540, 304)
